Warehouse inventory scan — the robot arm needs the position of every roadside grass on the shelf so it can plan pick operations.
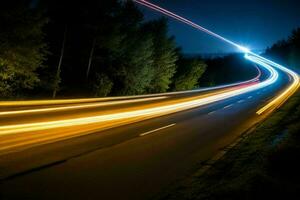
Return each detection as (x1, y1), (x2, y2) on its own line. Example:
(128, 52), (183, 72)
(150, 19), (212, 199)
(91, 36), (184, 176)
(160, 91), (300, 200)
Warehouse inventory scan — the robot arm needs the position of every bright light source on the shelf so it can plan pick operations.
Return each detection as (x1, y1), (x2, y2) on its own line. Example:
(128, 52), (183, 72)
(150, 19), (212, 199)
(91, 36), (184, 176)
(238, 46), (250, 53)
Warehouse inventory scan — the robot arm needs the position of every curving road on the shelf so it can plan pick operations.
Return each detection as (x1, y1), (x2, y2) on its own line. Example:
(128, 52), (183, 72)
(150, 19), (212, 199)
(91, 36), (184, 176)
(0, 60), (296, 200)
(0, 1), (299, 199)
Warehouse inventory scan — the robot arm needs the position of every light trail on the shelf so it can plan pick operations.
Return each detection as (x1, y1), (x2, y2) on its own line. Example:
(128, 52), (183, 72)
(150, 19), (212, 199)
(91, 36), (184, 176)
(0, 96), (167, 116)
(133, 0), (248, 51)
(0, 72), (260, 108)
(0, 67), (261, 116)
(0, 0), (298, 153)
(248, 53), (300, 114)
(133, 0), (300, 115)
(0, 59), (277, 136)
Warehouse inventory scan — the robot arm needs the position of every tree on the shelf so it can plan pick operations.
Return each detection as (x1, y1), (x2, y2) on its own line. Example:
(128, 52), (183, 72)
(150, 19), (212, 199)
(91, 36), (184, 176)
(93, 73), (113, 97)
(0, 1), (47, 98)
(173, 58), (207, 91)
(265, 28), (300, 70)
(52, 26), (67, 98)
(265, 39), (290, 66)
(288, 28), (300, 69)
(143, 19), (178, 93)
(89, 0), (154, 96)
(81, 0), (123, 79)
(116, 32), (154, 95)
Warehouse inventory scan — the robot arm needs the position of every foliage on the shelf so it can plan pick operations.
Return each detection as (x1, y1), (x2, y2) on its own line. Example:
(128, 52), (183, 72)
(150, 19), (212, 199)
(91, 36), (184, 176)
(78, 2), (179, 96)
(116, 32), (154, 95)
(200, 54), (258, 87)
(93, 73), (113, 97)
(86, 1), (155, 96)
(173, 58), (207, 91)
(288, 28), (300, 69)
(266, 27), (300, 70)
(143, 19), (178, 93)
(0, 1), (48, 97)
(0, 0), (207, 98)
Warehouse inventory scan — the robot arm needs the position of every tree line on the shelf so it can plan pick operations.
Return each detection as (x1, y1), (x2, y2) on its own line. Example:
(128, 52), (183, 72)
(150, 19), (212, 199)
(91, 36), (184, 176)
(199, 28), (300, 87)
(0, 0), (207, 99)
(265, 28), (300, 71)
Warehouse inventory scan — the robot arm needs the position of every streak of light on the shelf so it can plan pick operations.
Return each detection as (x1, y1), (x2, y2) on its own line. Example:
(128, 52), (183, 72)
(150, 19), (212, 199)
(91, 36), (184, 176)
(0, 73), (260, 108)
(0, 2), (283, 137)
(134, 0), (300, 115)
(133, 0), (248, 51)
(247, 52), (300, 115)
(0, 60), (277, 136)
(0, 96), (167, 116)
(0, 0), (298, 150)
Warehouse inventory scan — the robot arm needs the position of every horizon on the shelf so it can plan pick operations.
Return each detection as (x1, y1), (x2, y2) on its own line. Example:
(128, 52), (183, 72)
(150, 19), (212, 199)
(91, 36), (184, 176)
(140, 0), (300, 54)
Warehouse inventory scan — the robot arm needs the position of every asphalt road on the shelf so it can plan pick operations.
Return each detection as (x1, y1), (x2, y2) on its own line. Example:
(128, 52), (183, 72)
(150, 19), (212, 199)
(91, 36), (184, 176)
(0, 67), (291, 199)
(0, 80), (260, 154)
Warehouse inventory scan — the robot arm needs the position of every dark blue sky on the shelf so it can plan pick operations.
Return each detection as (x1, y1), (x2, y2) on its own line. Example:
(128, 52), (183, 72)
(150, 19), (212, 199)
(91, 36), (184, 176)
(139, 0), (300, 54)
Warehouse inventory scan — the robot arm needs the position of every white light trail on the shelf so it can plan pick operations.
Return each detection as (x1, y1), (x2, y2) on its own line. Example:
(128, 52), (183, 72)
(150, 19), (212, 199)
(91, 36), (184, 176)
(0, 68), (260, 108)
(133, 0), (248, 51)
(133, 0), (300, 115)
(0, 57), (277, 136)
(0, 96), (167, 116)
(0, 0), (298, 143)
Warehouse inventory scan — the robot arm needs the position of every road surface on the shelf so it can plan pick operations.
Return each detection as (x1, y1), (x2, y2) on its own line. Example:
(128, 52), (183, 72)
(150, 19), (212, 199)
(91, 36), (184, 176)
(0, 65), (293, 199)
(0, 1), (299, 199)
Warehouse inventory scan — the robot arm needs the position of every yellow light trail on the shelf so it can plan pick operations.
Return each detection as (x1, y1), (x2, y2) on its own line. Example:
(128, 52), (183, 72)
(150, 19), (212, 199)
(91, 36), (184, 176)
(0, 96), (167, 116)
(0, 74), (260, 108)
(249, 53), (300, 115)
(0, 63), (277, 136)
(0, 0), (299, 154)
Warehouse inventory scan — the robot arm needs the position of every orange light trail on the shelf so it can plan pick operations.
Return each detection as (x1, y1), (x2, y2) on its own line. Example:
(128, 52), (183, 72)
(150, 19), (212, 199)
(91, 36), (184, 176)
(0, 0), (299, 153)
(0, 70), (260, 108)
(0, 63), (277, 136)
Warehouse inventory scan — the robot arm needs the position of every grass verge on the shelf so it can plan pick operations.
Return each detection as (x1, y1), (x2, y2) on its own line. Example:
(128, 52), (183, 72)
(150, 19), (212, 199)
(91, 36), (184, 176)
(159, 90), (300, 200)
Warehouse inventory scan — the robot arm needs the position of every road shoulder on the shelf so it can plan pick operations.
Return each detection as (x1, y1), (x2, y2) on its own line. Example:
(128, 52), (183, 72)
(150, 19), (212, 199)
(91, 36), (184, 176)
(157, 90), (300, 200)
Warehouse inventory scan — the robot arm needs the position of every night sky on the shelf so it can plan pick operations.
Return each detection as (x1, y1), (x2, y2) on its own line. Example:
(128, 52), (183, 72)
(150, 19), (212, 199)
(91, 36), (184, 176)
(139, 0), (300, 54)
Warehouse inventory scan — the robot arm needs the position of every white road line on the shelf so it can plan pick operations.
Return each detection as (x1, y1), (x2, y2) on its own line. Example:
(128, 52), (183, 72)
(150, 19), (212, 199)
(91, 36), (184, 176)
(248, 96), (253, 99)
(208, 111), (216, 115)
(139, 123), (176, 137)
(238, 100), (245, 103)
(223, 104), (233, 109)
